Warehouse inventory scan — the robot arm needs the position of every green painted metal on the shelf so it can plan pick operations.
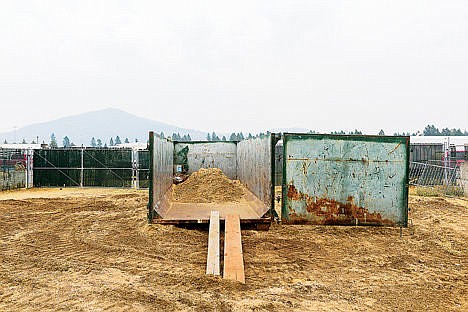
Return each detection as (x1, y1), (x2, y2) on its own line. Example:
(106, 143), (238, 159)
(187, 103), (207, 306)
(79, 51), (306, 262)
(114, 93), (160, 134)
(148, 134), (274, 224)
(174, 142), (238, 179)
(282, 133), (409, 226)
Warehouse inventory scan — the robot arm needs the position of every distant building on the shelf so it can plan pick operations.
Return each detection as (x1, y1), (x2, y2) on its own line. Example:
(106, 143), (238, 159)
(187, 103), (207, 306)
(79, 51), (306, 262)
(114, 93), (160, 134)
(0, 143), (42, 150)
(410, 136), (468, 165)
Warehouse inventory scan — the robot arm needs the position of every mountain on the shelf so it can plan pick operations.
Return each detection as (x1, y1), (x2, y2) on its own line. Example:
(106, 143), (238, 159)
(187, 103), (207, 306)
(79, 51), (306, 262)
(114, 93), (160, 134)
(0, 108), (208, 146)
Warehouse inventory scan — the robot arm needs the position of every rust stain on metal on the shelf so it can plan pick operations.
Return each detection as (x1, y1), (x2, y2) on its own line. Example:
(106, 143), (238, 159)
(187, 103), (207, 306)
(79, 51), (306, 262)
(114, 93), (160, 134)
(287, 184), (302, 200)
(388, 142), (402, 155)
(286, 184), (395, 225)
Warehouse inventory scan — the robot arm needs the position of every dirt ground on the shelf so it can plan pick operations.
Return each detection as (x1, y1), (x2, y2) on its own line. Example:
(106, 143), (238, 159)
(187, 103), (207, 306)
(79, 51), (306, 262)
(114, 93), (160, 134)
(0, 188), (466, 311)
(173, 168), (245, 203)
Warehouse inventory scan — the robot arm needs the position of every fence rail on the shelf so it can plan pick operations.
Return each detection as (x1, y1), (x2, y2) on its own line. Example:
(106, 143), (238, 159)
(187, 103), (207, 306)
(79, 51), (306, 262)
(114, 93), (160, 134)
(33, 148), (149, 188)
(1, 148), (149, 190)
(409, 162), (459, 186)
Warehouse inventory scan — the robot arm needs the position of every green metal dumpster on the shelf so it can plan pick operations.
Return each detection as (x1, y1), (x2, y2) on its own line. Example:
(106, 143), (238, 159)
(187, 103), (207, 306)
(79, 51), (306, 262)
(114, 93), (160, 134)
(281, 133), (409, 226)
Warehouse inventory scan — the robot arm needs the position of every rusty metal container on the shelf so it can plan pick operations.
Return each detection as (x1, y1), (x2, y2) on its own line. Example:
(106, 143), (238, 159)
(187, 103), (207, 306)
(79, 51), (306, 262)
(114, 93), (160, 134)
(281, 133), (409, 226)
(148, 132), (275, 227)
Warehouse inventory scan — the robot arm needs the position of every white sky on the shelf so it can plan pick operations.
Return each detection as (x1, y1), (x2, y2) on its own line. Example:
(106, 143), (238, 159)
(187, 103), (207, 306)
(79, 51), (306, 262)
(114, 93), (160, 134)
(0, 0), (467, 134)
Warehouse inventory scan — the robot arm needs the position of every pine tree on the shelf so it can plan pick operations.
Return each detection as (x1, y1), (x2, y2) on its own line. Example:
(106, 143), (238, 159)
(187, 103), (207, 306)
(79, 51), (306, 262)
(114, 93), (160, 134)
(3, 139), (7, 144)
(50, 133), (58, 148)
(247, 133), (253, 139)
(104, 143), (108, 148)
(62, 136), (71, 148)
(97, 139), (103, 148)
(441, 128), (451, 136)
(378, 129), (385, 136)
(109, 138), (114, 146)
(187, 134), (191, 141)
(22, 138), (27, 144)
(90, 137), (97, 147)
(115, 136), (122, 145)
(229, 133), (237, 141)
(31, 140), (36, 144)
(206, 133), (211, 141)
(211, 132), (219, 141)
(135, 138), (139, 143)
(237, 132), (244, 140)
(423, 125), (440, 136)
(159, 132), (165, 139)
(124, 138), (129, 143)
(222, 136), (227, 141)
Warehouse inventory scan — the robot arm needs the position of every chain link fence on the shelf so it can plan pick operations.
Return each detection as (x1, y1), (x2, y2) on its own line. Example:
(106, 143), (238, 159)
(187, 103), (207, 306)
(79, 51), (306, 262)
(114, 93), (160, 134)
(1, 149), (27, 191)
(33, 148), (149, 188)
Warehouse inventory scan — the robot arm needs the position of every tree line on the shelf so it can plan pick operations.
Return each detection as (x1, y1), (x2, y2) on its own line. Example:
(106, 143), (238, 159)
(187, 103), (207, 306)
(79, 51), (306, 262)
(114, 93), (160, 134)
(3, 124), (466, 147)
(48, 134), (139, 148)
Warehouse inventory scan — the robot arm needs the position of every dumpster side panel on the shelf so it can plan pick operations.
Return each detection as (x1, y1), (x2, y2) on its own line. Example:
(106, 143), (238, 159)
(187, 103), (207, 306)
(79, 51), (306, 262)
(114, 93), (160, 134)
(174, 142), (237, 179)
(237, 135), (273, 211)
(282, 134), (409, 226)
(151, 134), (174, 218)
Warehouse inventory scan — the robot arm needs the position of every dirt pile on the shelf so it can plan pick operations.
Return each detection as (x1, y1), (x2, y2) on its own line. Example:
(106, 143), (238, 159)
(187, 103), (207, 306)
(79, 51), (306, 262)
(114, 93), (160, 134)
(173, 168), (245, 203)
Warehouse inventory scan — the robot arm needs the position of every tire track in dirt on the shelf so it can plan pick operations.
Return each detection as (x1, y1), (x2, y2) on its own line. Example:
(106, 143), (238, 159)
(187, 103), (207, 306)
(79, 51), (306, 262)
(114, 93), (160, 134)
(0, 189), (467, 311)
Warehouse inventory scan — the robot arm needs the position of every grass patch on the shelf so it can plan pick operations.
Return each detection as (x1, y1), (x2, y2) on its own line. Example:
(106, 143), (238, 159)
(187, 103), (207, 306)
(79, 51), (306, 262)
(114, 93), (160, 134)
(414, 185), (464, 197)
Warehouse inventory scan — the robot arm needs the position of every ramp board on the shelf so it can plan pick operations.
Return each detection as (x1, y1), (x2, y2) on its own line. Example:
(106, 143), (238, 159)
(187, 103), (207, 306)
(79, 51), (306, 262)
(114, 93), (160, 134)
(223, 214), (245, 283)
(206, 211), (220, 275)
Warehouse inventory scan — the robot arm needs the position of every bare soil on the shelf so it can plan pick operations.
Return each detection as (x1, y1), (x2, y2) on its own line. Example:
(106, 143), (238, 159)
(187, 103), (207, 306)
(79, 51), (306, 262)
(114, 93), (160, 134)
(0, 188), (466, 311)
(173, 168), (245, 203)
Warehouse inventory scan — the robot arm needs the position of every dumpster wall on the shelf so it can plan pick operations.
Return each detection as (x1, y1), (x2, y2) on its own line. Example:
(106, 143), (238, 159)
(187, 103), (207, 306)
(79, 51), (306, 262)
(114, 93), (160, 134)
(237, 135), (273, 209)
(149, 133), (174, 220)
(149, 133), (273, 223)
(174, 142), (237, 179)
(282, 134), (409, 226)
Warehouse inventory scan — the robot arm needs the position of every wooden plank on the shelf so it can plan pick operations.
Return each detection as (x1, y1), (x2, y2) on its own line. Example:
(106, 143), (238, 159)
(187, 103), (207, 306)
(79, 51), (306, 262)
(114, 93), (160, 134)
(223, 214), (245, 283)
(206, 211), (220, 275)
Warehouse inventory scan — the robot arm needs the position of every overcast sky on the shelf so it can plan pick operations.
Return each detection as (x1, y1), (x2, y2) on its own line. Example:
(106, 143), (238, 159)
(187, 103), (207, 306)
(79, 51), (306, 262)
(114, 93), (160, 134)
(1, 0), (467, 134)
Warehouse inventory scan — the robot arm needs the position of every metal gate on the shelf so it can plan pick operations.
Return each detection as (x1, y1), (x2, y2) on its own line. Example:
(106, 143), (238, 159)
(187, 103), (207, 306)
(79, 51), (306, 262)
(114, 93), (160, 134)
(282, 134), (409, 226)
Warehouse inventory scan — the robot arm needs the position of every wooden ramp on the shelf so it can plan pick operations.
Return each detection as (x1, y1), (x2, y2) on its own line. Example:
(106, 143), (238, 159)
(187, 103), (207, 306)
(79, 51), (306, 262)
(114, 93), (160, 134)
(223, 214), (245, 283)
(206, 211), (220, 275)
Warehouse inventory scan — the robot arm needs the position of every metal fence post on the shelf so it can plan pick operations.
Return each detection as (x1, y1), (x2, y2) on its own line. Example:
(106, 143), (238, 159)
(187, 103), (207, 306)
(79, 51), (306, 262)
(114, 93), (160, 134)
(132, 149), (139, 189)
(26, 149), (33, 188)
(135, 150), (139, 189)
(80, 147), (84, 187)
